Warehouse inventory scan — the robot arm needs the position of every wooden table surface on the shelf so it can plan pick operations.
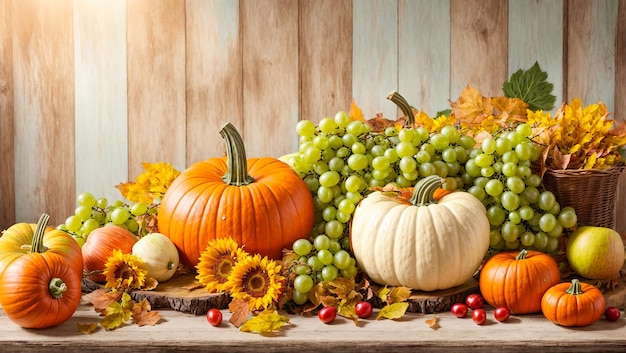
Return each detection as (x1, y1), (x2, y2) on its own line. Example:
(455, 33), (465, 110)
(2, 294), (626, 353)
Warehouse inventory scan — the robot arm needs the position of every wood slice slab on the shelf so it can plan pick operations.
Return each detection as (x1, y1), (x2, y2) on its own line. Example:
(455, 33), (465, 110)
(405, 278), (480, 314)
(82, 274), (230, 316)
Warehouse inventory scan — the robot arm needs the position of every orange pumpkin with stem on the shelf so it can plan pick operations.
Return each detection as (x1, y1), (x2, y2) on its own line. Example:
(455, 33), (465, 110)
(0, 214), (83, 328)
(541, 279), (605, 327)
(158, 122), (315, 268)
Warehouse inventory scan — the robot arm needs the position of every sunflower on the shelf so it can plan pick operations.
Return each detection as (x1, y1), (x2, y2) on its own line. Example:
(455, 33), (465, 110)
(226, 253), (285, 311)
(103, 249), (148, 291)
(196, 237), (249, 293)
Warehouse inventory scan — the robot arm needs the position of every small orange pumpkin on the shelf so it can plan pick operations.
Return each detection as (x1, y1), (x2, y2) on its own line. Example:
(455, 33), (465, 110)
(158, 122), (315, 269)
(479, 249), (561, 314)
(541, 279), (606, 327)
(0, 214), (83, 328)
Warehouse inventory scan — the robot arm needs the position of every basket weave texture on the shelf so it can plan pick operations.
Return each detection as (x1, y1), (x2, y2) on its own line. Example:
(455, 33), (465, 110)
(541, 166), (624, 230)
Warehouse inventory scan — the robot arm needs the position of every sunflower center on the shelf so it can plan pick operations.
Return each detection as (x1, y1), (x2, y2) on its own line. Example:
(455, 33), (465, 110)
(214, 254), (236, 283)
(242, 269), (269, 298)
(115, 263), (134, 280)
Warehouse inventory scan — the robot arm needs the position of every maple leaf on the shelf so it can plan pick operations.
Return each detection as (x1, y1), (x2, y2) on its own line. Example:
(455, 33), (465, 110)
(239, 309), (290, 334)
(450, 86), (493, 125)
(376, 302), (409, 320)
(350, 100), (365, 122)
(229, 298), (251, 328)
(77, 322), (99, 335)
(425, 315), (440, 330)
(90, 290), (124, 316)
(365, 113), (405, 133)
(132, 298), (162, 326)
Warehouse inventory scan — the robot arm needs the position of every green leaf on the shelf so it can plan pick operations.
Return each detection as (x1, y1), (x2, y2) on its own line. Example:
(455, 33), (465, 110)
(503, 61), (556, 111)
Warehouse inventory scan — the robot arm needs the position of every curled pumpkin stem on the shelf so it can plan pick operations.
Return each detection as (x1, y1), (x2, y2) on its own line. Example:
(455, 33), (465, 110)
(220, 122), (255, 186)
(516, 249), (529, 260)
(32, 213), (50, 254)
(409, 175), (444, 206)
(386, 91), (415, 126)
(49, 278), (67, 299)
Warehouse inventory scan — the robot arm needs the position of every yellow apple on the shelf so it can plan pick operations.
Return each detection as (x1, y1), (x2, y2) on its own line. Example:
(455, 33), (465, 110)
(566, 226), (625, 280)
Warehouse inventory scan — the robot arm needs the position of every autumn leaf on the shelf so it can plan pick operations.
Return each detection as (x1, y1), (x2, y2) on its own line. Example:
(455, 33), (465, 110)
(101, 292), (133, 330)
(77, 322), (99, 335)
(425, 315), (440, 330)
(90, 290), (123, 316)
(450, 85), (493, 125)
(229, 298), (251, 328)
(132, 298), (162, 326)
(239, 309), (290, 334)
(376, 302), (409, 320)
(181, 281), (205, 291)
(388, 286), (412, 304)
(377, 285), (391, 304)
(350, 100), (365, 122)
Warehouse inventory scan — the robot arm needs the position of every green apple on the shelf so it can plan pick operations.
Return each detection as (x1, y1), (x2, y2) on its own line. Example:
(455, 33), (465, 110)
(566, 226), (625, 280)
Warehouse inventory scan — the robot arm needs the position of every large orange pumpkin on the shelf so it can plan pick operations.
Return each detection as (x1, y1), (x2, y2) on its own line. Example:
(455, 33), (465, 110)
(158, 122), (315, 268)
(479, 249), (561, 314)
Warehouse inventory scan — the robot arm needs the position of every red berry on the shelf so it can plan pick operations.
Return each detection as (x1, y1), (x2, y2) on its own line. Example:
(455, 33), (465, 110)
(472, 308), (487, 325)
(318, 306), (337, 324)
(451, 303), (468, 318)
(465, 293), (484, 310)
(355, 301), (373, 319)
(605, 307), (621, 322)
(493, 306), (510, 322)
(206, 308), (223, 327)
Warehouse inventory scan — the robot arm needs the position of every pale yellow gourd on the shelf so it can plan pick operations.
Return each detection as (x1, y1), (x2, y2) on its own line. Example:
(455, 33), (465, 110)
(132, 232), (180, 282)
(350, 175), (490, 291)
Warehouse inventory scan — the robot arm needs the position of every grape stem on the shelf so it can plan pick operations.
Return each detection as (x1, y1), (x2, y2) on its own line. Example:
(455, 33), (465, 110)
(386, 91), (416, 126)
(219, 122), (255, 186)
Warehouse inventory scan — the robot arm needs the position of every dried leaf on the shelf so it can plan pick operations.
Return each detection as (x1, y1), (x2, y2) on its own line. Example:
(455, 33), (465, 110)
(181, 282), (205, 291)
(450, 86), (492, 125)
(388, 287), (412, 304)
(77, 322), (99, 334)
(132, 298), (162, 326)
(90, 291), (123, 315)
(365, 113), (406, 133)
(376, 302), (409, 320)
(101, 293), (133, 330)
(229, 298), (251, 328)
(377, 286), (391, 304)
(425, 315), (440, 330)
(142, 277), (159, 291)
(239, 310), (290, 334)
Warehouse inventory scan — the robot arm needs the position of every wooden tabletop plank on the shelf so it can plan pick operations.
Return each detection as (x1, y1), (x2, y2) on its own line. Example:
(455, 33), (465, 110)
(1, 296), (626, 353)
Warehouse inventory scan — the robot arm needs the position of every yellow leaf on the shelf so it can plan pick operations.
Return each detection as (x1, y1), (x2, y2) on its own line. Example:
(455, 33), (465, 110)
(239, 309), (290, 334)
(350, 100), (365, 122)
(77, 322), (99, 334)
(377, 285), (391, 304)
(101, 292), (133, 331)
(376, 302), (409, 320)
(388, 287), (412, 304)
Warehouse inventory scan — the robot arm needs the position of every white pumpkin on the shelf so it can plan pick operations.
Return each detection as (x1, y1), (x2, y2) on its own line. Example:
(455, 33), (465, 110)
(350, 175), (490, 291)
(132, 232), (180, 282)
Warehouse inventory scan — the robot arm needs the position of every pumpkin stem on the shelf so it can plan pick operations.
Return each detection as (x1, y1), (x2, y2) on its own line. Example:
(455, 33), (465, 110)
(516, 249), (529, 260)
(565, 279), (585, 295)
(219, 122), (255, 186)
(49, 278), (68, 299)
(409, 175), (443, 206)
(32, 213), (50, 253)
(386, 91), (415, 126)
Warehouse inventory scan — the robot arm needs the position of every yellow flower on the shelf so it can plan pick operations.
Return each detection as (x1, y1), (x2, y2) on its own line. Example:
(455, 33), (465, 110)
(226, 254), (285, 311)
(104, 249), (148, 291)
(117, 162), (181, 204)
(196, 237), (249, 293)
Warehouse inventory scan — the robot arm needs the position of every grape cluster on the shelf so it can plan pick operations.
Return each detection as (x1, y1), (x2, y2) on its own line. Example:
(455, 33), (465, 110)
(463, 124), (577, 253)
(283, 111), (478, 304)
(58, 192), (155, 246)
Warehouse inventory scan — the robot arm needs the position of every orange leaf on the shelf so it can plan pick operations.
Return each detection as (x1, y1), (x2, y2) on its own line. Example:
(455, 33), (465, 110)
(425, 315), (440, 330)
(114, 181), (135, 200)
(132, 298), (162, 326)
(350, 100), (365, 122)
(450, 85), (492, 124)
(89, 290), (123, 316)
(229, 298), (251, 328)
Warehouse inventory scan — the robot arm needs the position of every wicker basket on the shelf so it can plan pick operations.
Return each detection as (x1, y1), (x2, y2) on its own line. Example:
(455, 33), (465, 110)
(541, 166), (624, 230)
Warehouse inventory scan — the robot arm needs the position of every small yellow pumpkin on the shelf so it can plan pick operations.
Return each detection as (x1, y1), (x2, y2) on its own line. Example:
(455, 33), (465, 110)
(132, 232), (180, 282)
(350, 175), (490, 291)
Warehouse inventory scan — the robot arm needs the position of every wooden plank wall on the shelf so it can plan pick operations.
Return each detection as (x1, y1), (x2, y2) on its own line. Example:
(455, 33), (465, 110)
(1, 0), (624, 234)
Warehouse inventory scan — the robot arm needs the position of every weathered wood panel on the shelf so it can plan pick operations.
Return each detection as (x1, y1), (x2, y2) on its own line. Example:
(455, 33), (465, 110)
(508, 0), (564, 110)
(450, 0), (508, 99)
(74, 0), (128, 204)
(126, 0), (187, 176)
(616, 0), (626, 235)
(353, 0), (398, 119)
(12, 0), (75, 226)
(566, 0), (618, 111)
(186, 0), (242, 164)
(299, 0), (353, 123)
(241, 0), (299, 157)
(0, 0), (15, 230)
(398, 0), (450, 116)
